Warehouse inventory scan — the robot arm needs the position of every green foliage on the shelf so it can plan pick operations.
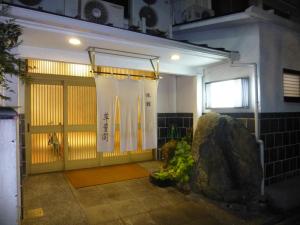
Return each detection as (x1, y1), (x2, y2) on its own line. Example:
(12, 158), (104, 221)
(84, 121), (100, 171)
(184, 128), (193, 145)
(154, 140), (194, 184)
(152, 169), (170, 180)
(0, 5), (25, 100)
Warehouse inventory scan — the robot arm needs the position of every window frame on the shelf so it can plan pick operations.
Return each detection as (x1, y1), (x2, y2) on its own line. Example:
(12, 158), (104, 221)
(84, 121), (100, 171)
(204, 77), (250, 110)
(283, 68), (300, 103)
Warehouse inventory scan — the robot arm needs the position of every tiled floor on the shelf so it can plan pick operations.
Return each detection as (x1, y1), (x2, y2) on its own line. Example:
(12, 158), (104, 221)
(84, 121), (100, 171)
(22, 161), (267, 225)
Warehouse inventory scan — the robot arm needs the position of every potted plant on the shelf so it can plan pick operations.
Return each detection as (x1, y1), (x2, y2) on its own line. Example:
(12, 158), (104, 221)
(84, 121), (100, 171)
(150, 140), (194, 189)
(149, 169), (176, 187)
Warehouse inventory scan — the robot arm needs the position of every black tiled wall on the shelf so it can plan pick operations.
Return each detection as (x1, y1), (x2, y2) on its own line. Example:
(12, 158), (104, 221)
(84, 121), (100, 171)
(260, 113), (300, 185)
(157, 113), (193, 148)
(221, 112), (300, 185)
(220, 113), (255, 134)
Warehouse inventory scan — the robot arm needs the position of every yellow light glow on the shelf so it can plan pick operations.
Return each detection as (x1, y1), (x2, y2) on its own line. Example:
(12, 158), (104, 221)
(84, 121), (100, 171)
(68, 38), (81, 46)
(171, 54), (180, 61)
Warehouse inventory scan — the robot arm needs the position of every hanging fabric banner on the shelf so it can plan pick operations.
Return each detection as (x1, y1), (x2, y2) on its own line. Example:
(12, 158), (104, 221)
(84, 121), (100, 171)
(141, 80), (158, 149)
(95, 76), (118, 152)
(118, 79), (142, 152)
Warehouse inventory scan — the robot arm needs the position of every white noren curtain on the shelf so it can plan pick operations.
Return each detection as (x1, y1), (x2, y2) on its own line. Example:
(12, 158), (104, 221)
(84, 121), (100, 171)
(95, 77), (118, 152)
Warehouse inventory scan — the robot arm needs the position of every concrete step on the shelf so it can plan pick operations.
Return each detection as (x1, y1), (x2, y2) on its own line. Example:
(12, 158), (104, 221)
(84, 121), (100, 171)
(266, 176), (300, 212)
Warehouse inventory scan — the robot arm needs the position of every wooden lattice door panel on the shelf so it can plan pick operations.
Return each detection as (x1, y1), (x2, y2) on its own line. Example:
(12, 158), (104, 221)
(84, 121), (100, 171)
(67, 85), (97, 161)
(31, 133), (63, 164)
(67, 132), (97, 160)
(30, 84), (63, 126)
(67, 86), (96, 125)
(29, 83), (64, 166)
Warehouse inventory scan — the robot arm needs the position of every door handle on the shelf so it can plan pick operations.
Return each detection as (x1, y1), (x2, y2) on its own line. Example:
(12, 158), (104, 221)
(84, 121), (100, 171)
(27, 123), (30, 132)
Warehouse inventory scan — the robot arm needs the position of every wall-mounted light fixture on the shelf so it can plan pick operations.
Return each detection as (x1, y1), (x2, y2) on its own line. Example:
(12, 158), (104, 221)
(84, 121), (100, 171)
(68, 38), (81, 46)
(171, 54), (180, 61)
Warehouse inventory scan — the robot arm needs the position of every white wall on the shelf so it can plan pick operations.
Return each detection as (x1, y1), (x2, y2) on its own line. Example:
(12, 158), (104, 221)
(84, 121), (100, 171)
(176, 76), (197, 113)
(176, 75), (200, 130)
(174, 23), (260, 63)
(174, 23), (260, 114)
(259, 22), (300, 112)
(0, 118), (19, 225)
(157, 74), (200, 128)
(157, 74), (177, 113)
(175, 21), (300, 113)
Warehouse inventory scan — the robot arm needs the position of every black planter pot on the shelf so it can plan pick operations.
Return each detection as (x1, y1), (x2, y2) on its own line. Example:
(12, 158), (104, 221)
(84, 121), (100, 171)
(149, 173), (176, 187)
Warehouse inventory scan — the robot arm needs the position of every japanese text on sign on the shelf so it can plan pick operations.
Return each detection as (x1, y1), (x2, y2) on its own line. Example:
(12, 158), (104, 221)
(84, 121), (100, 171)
(102, 112), (109, 142)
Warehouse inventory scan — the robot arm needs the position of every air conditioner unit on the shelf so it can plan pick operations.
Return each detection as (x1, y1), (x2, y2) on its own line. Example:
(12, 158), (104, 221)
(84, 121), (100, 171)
(197, 0), (212, 10)
(81, 0), (124, 28)
(173, 0), (214, 24)
(14, 0), (66, 15)
(130, 0), (171, 37)
(15, 0), (42, 7)
(174, 4), (214, 24)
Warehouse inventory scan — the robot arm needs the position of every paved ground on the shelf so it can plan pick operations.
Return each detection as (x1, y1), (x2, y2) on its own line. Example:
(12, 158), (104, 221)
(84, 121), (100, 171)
(21, 161), (275, 225)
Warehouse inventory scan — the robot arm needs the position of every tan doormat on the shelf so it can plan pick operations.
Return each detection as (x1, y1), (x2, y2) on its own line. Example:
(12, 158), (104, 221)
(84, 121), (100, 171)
(64, 163), (149, 188)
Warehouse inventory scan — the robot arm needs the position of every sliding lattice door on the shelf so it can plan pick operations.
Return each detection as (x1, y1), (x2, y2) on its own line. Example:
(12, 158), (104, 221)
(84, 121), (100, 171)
(28, 82), (65, 172)
(65, 84), (99, 170)
(26, 59), (154, 174)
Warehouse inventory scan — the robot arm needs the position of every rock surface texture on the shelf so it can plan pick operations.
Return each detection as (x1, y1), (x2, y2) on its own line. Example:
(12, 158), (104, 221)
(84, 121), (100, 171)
(191, 113), (262, 203)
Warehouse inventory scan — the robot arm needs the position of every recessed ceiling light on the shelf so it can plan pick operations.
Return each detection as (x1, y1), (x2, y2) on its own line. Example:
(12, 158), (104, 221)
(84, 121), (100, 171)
(171, 54), (180, 61)
(69, 38), (81, 45)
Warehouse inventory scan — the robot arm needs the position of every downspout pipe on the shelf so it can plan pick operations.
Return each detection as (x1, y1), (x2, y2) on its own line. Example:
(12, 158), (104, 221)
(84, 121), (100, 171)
(230, 61), (265, 197)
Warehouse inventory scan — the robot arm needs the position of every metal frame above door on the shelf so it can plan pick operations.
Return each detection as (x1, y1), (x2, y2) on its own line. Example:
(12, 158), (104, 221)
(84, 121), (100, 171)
(87, 47), (160, 79)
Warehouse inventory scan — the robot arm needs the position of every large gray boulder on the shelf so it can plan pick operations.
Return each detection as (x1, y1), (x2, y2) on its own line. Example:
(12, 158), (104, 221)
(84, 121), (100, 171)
(191, 113), (262, 203)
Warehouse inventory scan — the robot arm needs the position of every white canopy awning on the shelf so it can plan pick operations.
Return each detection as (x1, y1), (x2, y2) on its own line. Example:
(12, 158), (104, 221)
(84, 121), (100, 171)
(6, 6), (237, 75)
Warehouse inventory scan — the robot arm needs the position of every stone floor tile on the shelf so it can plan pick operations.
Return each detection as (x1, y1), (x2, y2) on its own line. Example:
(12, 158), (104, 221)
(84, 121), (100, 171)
(96, 219), (124, 225)
(98, 187), (135, 203)
(183, 217), (223, 225)
(77, 185), (102, 193)
(122, 179), (150, 190)
(160, 189), (189, 206)
(84, 204), (119, 225)
(22, 161), (263, 225)
(149, 207), (190, 225)
(23, 207), (89, 225)
(110, 199), (147, 218)
(130, 186), (157, 199)
(76, 187), (110, 207)
(138, 195), (168, 211)
(23, 173), (89, 225)
(176, 201), (213, 220)
(121, 212), (158, 225)
(175, 202), (226, 224)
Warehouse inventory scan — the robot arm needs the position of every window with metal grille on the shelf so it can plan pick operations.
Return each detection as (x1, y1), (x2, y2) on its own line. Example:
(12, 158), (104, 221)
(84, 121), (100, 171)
(283, 69), (300, 102)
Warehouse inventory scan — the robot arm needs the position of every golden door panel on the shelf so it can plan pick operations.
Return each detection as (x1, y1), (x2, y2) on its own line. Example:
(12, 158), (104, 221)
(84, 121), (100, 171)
(30, 84), (63, 126)
(67, 132), (97, 160)
(28, 59), (92, 77)
(31, 133), (63, 164)
(67, 86), (96, 125)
